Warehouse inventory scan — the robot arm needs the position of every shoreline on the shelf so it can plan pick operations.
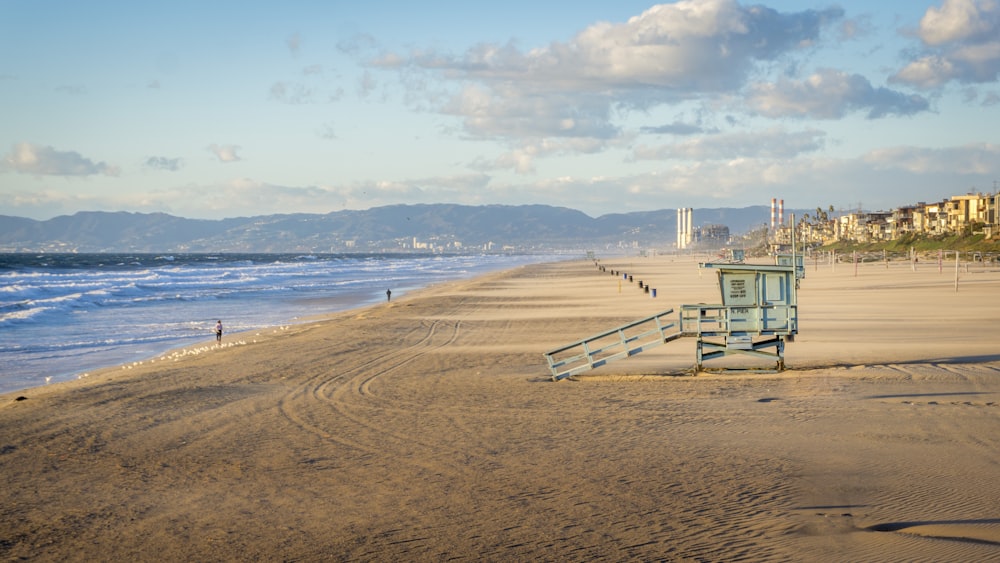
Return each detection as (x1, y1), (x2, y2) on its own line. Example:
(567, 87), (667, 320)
(0, 271), (434, 399)
(2, 255), (570, 396)
(2, 257), (998, 561)
(4, 259), (563, 399)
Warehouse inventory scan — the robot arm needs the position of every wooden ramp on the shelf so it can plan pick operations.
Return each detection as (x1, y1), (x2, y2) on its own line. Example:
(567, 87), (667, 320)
(544, 310), (682, 381)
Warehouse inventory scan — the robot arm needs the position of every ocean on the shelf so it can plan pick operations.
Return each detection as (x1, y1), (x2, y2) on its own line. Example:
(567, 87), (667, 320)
(0, 252), (564, 395)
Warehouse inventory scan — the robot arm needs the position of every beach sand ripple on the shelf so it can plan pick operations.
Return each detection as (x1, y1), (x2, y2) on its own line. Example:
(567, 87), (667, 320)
(1, 257), (998, 561)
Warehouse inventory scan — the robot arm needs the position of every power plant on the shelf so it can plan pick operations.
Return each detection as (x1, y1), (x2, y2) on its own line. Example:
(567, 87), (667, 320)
(676, 207), (693, 249)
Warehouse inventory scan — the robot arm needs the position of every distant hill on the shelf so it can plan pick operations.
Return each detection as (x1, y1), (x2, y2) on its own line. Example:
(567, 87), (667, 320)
(0, 204), (797, 253)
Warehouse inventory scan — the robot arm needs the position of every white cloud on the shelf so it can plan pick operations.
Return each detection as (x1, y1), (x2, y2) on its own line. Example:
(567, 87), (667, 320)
(893, 0), (1000, 87)
(918, 0), (998, 45)
(527, 143), (1000, 214)
(746, 69), (930, 118)
(5, 141), (998, 221)
(207, 144), (242, 163)
(861, 142), (999, 175)
(474, 138), (610, 174)
(2, 142), (120, 177)
(441, 84), (618, 140)
(892, 55), (957, 88)
(634, 128), (826, 160)
(377, 0), (844, 140)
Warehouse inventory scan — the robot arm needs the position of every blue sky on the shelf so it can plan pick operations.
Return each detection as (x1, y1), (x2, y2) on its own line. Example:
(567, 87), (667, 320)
(2, 0), (999, 220)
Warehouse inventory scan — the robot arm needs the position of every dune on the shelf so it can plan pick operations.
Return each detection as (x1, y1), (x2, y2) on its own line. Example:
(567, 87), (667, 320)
(1, 255), (998, 561)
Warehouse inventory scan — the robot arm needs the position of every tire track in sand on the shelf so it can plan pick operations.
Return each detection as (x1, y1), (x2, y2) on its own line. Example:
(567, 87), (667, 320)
(277, 318), (463, 462)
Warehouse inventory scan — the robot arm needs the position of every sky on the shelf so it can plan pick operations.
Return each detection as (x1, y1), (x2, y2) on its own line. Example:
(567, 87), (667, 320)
(2, 0), (999, 220)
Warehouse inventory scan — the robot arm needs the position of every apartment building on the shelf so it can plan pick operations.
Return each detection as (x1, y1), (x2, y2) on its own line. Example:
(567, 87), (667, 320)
(786, 191), (1000, 246)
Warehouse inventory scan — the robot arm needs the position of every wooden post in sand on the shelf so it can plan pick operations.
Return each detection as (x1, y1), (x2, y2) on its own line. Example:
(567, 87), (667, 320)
(955, 251), (960, 292)
(853, 251), (858, 277)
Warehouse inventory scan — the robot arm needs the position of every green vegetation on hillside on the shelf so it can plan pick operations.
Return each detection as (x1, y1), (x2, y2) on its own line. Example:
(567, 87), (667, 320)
(822, 231), (1000, 254)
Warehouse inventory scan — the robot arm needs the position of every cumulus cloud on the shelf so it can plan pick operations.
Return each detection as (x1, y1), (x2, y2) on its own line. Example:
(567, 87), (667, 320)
(207, 144), (242, 163)
(634, 128), (826, 160)
(917, 0), (998, 45)
(892, 0), (1000, 88)
(145, 156), (182, 171)
(376, 0), (844, 140)
(2, 142), (120, 176)
(747, 69), (930, 118)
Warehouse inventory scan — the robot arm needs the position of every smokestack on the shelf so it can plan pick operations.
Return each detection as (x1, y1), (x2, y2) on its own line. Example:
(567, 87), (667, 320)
(685, 208), (693, 247)
(677, 208), (682, 249)
(779, 199), (784, 226)
(770, 198), (776, 230)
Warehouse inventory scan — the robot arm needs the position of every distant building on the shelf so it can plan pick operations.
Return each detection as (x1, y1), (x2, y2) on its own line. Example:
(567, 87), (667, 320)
(697, 224), (730, 245)
(946, 194), (990, 232)
(790, 189), (1000, 245)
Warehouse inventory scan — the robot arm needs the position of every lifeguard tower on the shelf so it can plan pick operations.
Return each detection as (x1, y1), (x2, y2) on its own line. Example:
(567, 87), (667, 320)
(774, 254), (805, 285)
(680, 263), (797, 371)
(543, 262), (798, 380)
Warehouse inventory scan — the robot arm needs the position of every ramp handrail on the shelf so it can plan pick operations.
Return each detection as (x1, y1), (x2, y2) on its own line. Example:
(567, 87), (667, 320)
(544, 309), (680, 381)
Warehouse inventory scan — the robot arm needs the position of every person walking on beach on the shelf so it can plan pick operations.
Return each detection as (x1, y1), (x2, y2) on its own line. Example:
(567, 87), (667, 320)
(215, 320), (223, 343)
(386, 289), (392, 302)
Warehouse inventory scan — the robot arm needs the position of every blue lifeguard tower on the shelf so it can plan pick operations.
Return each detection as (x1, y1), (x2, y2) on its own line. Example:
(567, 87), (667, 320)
(543, 262), (798, 380)
(774, 254), (805, 285)
(680, 263), (797, 371)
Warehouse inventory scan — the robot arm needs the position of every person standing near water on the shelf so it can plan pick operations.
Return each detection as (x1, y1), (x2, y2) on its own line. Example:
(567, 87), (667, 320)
(215, 320), (223, 343)
(386, 289), (392, 302)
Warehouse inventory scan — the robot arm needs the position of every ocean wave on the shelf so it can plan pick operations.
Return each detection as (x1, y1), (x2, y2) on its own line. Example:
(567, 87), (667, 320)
(0, 252), (563, 394)
(0, 305), (52, 323)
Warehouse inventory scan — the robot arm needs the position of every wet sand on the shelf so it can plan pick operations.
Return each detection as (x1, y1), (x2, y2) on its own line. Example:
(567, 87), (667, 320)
(1, 256), (998, 561)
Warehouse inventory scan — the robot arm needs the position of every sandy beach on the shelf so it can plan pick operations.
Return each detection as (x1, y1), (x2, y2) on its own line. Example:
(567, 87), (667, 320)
(1, 255), (999, 561)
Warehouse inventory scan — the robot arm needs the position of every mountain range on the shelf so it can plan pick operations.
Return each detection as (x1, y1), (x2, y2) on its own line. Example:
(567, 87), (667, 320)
(0, 204), (795, 253)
